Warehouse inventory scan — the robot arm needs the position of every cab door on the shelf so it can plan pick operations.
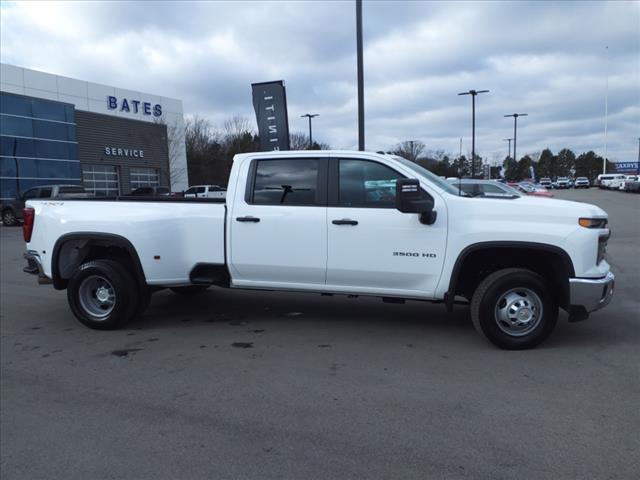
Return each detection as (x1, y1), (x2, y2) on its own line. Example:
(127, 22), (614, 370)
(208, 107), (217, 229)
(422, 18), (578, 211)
(325, 157), (447, 297)
(229, 157), (328, 287)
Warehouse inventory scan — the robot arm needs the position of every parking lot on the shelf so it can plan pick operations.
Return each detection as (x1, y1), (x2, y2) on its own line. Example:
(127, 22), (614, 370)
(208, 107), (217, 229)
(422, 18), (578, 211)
(1, 189), (638, 479)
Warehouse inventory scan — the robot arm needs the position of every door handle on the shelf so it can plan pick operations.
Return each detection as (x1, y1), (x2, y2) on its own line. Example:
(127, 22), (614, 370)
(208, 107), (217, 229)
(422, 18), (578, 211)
(236, 216), (260, 223)
(332, 219), (358, 226)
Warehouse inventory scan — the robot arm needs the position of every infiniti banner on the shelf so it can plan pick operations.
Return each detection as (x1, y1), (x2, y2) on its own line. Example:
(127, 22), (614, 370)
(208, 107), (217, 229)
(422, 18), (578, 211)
(251, 80), (290, 151)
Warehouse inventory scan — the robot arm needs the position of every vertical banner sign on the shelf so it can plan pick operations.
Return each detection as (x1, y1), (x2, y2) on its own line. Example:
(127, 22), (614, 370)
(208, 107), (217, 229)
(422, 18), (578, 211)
(251, 81), (290, 151)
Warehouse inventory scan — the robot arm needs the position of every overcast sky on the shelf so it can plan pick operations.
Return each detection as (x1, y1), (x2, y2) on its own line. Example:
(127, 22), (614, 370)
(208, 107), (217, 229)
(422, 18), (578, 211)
(1, 0), (638, 162)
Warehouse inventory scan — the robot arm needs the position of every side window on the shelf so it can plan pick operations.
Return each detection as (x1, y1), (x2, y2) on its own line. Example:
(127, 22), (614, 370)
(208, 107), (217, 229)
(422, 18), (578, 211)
(339, 159), (403, 208)
(195, 187), (206, 194)
(459, 184), (477, 195)
(184, 187), (196, 195)
(252, 159), (320, 206)
(481, 183), (504, 194)
(38, 187), (52, 198)
(23, 188), (39, 200)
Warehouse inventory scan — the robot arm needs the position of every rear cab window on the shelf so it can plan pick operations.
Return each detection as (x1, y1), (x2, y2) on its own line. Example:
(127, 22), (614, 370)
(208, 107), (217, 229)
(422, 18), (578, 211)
(247, 158), (326, 206)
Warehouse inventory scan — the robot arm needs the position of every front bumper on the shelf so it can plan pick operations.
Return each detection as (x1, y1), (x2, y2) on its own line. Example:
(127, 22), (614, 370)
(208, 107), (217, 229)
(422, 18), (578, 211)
(569, 271), (615, 316)
(23, 251), (52, 285)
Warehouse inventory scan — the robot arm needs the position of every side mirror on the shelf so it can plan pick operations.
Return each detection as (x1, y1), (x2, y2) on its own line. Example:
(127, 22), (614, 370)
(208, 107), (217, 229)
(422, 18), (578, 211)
(395, 178), (437, 225)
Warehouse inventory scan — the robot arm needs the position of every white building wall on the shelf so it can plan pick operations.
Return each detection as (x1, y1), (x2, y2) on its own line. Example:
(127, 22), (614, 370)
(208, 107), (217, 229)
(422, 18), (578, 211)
(0, 63), (188, 191)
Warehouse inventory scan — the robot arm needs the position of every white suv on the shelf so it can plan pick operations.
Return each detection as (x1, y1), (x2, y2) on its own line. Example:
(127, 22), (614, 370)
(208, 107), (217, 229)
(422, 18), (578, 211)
(183, 185), (227, 199)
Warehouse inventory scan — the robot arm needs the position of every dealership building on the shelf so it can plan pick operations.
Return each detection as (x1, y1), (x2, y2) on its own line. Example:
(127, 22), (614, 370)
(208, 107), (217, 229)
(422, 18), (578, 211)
(0, 63), (188, 201)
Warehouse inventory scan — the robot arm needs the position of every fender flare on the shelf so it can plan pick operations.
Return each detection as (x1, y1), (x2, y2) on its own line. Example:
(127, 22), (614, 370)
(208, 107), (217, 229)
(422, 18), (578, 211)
(445, 241), (575, 311)
(51, 232), (146, 290)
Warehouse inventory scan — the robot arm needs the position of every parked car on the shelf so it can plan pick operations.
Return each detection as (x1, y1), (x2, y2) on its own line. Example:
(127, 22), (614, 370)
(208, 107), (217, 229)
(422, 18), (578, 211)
(539, 178), (553, 189)
(1, 184), (90, 226)
(621, 178), (640, 193)
(447, 179), (522, 198)
(22, 150), (614, 350)
(574, 177), (590, 188)
(597, 174), (625, 189)
(183, 185), (227, 199)
(618, 175), (639, 191)
(555, 177), (571, 189)
(130, 186), (171, 196)
(517, 182), (554, 198)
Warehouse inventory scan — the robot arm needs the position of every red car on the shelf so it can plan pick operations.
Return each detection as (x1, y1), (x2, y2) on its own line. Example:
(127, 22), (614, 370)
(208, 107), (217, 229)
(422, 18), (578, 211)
(516, 182), (554, 198)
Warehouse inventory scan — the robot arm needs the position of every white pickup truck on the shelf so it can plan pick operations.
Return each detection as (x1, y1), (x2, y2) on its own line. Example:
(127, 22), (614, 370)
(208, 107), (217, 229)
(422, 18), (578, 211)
(23, 150), (615, 349)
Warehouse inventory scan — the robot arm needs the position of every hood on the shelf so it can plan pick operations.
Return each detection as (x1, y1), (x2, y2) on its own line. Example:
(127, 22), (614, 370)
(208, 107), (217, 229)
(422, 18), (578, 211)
(513, 195), (607, 218)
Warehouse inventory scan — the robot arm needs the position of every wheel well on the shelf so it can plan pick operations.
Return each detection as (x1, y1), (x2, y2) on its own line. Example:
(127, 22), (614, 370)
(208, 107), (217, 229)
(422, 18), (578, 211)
(52, 234), (146, 290)
(449, 245), (574, 309)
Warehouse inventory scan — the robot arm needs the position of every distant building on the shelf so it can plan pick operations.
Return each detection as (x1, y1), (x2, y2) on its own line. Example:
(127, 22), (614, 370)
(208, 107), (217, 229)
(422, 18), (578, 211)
(0, 63), (187, 200)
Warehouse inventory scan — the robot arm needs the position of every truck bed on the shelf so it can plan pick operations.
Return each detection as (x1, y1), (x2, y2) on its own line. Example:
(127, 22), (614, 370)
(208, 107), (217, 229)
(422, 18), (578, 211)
(26, 199), (227, 286)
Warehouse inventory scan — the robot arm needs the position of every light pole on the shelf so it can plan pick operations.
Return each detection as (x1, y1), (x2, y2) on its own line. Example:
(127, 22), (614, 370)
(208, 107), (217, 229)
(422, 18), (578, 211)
(503, 138), (513, 159)
(356, 0), (365, 151)
(458, 89), (489, 178)
(300, 114), (319, 149)
(504, 113), (528, 162)
(603, 46), (609, 174)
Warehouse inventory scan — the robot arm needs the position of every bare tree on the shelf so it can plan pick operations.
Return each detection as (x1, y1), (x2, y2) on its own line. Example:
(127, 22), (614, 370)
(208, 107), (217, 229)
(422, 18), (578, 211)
(223, 115), (253, 140)
(184, 115), (219, 155)
(289, 131), (331, 150)
(154, 117), (188, 188)
(289, 132), (310, 150)
(392, 140), (426, 162)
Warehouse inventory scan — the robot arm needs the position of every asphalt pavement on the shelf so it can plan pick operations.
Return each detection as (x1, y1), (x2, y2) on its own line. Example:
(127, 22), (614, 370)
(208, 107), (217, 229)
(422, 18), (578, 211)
(1, 188), (639, 479)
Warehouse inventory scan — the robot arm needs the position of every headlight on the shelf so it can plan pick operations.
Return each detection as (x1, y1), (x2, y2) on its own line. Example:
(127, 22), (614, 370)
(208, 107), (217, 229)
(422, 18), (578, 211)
(579, 217), (608, 229)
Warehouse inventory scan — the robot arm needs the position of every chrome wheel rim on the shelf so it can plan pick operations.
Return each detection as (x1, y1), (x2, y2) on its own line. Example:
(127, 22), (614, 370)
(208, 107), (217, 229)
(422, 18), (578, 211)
(78, 275), (116, 319)
(3, 211), (15, 224)
(494, 288), (543, 337)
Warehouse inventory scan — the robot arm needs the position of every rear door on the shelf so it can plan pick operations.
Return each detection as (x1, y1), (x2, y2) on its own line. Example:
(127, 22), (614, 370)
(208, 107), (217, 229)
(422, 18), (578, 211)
(325, 157), (447, 297)
(229, 157), (328, 287)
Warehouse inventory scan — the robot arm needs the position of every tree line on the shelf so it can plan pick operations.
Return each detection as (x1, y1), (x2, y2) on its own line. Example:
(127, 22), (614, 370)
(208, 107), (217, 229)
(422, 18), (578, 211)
(185, 115), (328, 186)
(184, 118), (615, 186)
(389, 140), (617, 182)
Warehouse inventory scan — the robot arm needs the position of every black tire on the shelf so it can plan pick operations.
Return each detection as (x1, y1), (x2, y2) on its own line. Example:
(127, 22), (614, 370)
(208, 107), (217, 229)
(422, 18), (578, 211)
(470, 268), (558, 350)
(2, 208), (17, 226)
(170, 285), (210, 295)
(135, 286), (152, 317)
(67, 259), (138, 330)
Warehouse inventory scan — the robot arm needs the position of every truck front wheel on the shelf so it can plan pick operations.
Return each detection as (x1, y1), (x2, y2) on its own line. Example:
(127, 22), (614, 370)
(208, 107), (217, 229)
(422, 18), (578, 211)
(470, 268), (558, 350)
(67, 259), (138, 330)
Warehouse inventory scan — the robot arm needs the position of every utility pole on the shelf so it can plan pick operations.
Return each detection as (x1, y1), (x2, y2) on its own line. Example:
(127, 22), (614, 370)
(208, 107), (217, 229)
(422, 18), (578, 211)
(504, 113), (528, 163)
(503, 138), (513, 159)
(603, 46), (609, 174)
(356, 0), (365, 151)
(300, 114), (319, 149)
(458, 89), (489, 178)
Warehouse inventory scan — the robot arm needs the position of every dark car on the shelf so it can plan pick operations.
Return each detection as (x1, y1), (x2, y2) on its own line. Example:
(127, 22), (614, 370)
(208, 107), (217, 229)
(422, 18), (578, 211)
(1, 185), (89, 226)
(130, 186), (171, 196)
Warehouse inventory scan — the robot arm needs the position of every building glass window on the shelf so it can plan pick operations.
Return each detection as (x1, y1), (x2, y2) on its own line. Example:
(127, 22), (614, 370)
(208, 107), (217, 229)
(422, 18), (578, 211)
(82, 165), (119, 197)
(0, 92), (79, 200)
(130, 167), (160, 190)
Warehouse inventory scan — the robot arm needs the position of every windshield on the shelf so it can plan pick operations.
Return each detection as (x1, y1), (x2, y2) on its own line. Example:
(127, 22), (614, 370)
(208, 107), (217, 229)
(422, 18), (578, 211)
(392, 156), (462, 195)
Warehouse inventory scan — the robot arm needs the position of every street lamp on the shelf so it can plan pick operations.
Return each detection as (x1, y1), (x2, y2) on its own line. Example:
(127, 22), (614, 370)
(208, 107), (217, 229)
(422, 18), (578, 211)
(504, 113), (528, 162)
(356, 0), (365, 151)
(300, 114), (319, 149)
(458, 89), (489, 178)
(503, 138), (513, 159)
